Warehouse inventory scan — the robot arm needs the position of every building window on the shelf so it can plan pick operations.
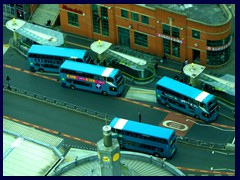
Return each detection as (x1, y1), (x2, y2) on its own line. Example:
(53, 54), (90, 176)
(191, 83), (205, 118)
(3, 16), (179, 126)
(172, 27), (180, 38)
(92, 4), (100, 33)
(67, 12), (79, 27)
(163, 39), (171, 55)
(3, 4), (15, 15)
(192, 30), (200, 39)
(101, 6), (109, 36)
(134, 32), (148, 47)
(207, 47), (230, 65)
(172, 42), (180, 57)
(207, 35), (231, 47)
(162, 24), (170, 35)
(206, 35), (231, 65)
(141, 15), (149, 24)
(131, 12), (139, 22)
(121, 9), (128, 18)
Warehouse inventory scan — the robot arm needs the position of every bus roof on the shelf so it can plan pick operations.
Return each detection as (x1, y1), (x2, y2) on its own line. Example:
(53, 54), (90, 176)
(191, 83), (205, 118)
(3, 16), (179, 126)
(110, 117), (174, 139)
(60, 60), (119, 77)
(28, 44), (87, 58)
(156, 76), (214, 104)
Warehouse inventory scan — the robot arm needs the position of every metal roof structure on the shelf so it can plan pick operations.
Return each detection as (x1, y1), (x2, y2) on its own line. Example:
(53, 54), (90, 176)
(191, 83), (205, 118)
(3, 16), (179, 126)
(51, 148), (184, 176)
(3, 118), (184, 176)
(3, 118), (64, 176)
(142, 4), (230, 25)
(183, 63), (235, 96)
(6, 18), (64, 46)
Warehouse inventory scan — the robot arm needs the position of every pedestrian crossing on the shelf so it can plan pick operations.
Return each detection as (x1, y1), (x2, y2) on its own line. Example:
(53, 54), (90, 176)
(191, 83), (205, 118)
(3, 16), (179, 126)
(124, 87), (156, 102)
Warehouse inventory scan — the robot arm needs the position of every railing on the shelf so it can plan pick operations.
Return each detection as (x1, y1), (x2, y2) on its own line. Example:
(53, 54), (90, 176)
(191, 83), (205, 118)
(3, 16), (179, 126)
(3, 85), (114, 123)
(3, 85), (235, 153)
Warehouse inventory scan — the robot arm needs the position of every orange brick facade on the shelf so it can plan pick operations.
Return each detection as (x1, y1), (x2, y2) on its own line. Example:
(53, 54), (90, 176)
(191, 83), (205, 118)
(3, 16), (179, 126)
(59, 4), (232, 67)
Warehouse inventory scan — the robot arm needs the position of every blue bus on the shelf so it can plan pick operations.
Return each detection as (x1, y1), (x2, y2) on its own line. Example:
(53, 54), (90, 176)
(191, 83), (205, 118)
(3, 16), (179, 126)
(27, 44), (92, 73)
(59, 60), (125, 96)
(156, 76), (219, 123)
(110, 117), (177, 158)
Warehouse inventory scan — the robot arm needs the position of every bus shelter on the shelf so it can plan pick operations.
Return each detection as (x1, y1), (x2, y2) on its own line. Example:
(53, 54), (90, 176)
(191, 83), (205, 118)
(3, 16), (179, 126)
(6, 18), (64, 47)
(183, 63), (235, 96)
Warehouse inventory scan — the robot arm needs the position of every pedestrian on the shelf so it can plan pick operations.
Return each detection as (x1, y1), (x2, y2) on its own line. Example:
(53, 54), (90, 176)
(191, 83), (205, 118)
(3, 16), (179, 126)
(6, 75), (11, 90)
(154, 61), (158, 70)
(138, 112), (142, 123)
(46, 19), (51, 26)
(103, 59), (106, 66)
(181, 62), (185, 73)
(173, 75), (179, 81)
(162, 54), (166, 64)
(184, 59), (188, 66)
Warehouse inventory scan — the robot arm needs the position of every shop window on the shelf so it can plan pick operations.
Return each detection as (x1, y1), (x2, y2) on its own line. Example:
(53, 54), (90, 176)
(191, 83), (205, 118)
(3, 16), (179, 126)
(67, 12), (79, 27)
(131, 12), (139, 22)
(134, 32), (148, 47)
(206, 47), (230, 65)
(163, 39), (170, 55)
(121, 9), (128, 18)
(141, 15), (149, 24)
(172, 42), (180, 57)
(192, 30), (200, 39)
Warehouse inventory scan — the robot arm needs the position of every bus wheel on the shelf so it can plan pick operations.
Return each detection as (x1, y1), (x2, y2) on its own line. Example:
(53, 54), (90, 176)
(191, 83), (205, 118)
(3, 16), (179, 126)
(153, 152), (160, 157)
(70, 85), (76, 90)
(39, 68), (44, 73)
(102, 91), (108, 96)
(194, 115), (200, 119)
(165, 103), (170, 108)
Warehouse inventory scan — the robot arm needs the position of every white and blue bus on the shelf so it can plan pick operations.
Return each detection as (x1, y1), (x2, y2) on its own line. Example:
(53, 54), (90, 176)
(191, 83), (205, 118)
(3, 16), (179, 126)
(156, 76), (219, 123)
(27, 44), (92, 73)
(59, 60), (125, 96)
(110, 117), (177, 158)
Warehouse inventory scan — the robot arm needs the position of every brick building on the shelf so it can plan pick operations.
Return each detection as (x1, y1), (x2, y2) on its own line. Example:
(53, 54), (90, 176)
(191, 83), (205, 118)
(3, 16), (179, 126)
(58, 4), (232, 66)
(3, 4), (38, 21)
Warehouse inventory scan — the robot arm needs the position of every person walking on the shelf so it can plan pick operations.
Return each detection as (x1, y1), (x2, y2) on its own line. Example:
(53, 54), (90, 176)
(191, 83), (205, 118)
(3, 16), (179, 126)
(138, 112), (142, 123)
(162, 54), (166, 64)
(6, 75), (11, 90)
(154, 60), (158, 70)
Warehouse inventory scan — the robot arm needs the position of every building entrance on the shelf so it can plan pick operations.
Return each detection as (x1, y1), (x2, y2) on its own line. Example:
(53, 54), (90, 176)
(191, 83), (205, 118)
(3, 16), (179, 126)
(192, 49), (200, 64)
(118, 27), (130, 47)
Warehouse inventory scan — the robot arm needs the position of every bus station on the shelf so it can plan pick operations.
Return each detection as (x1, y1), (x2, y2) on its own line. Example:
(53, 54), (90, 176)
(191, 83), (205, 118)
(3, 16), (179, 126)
(5, 18), (64, 51)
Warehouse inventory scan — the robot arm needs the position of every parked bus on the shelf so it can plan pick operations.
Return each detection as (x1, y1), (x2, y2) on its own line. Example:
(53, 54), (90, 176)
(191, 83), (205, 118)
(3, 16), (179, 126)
(27, 44), (92, 73)
(156, 76), (219, 123)
(59, 60), (125, 96)
(109, 117), (177, 158)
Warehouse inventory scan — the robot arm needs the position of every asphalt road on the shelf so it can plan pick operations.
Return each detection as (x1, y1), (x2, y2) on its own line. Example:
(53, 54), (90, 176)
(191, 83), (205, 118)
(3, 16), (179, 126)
(3, 24), (235, 175)
(3, 90), (235, 175)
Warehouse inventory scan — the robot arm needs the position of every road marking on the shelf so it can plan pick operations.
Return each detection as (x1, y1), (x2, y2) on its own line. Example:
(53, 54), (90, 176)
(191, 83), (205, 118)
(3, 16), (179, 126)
(3, 63), (236, 131)
(162, 120), (189, 131)
(160, 112), (195, 136)
(3, 115), (97, 147)
(186, 119), (235, 131)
